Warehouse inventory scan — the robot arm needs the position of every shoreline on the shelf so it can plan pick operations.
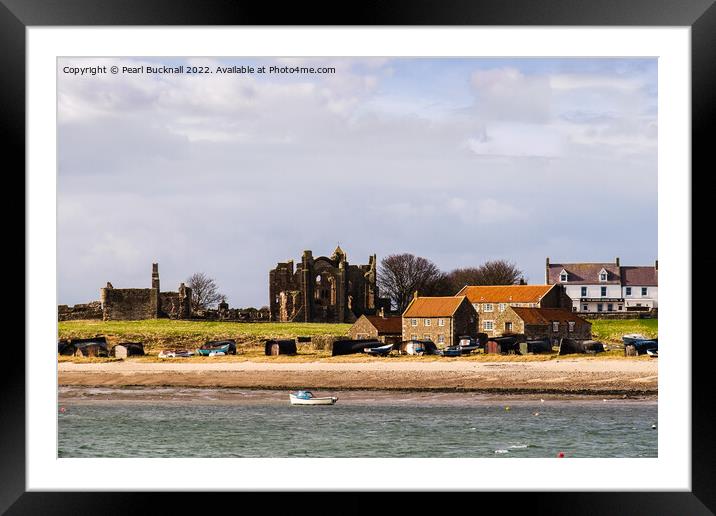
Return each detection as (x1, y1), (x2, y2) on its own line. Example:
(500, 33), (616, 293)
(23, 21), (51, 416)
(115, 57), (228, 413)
(58, 359), (658, 396)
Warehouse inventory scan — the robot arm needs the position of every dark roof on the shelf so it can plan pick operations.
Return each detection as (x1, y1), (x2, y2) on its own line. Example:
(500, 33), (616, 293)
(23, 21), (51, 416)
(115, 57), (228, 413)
(548, 263), (620, 284)
(511, 307), (591, 326)
(363, 315), (402, 335)
(620, 266), (658, 286)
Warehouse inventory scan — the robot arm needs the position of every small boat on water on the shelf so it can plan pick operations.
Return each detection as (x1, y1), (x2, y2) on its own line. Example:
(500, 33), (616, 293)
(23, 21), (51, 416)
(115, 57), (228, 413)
(289, 390), (338, 406)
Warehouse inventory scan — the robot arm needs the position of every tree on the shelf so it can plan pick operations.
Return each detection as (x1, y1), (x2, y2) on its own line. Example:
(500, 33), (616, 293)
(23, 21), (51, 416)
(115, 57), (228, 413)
(378, 254), (451, 313)
(447, 260), (524, 291)
(186, 272), (225, 310)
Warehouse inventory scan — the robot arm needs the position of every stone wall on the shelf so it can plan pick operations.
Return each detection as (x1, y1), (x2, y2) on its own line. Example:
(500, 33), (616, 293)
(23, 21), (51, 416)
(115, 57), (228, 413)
(100, 288), (157, 321)
(349, 316), (379, 340)
(57, 301), (103, 321)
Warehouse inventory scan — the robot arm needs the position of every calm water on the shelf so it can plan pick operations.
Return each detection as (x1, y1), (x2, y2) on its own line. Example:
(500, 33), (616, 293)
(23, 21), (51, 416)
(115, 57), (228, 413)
(58, 387), (657, 458)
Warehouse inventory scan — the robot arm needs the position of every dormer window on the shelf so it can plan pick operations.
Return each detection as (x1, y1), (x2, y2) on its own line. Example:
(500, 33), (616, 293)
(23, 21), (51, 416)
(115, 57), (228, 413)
(598, 268), (608, 282)
(559, 269), (569, 282)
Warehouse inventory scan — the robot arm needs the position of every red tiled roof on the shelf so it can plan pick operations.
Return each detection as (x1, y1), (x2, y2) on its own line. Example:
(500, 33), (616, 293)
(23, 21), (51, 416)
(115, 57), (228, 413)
(548, 263), (620, 284)
(456, 284), (555, 303)
(620, 266), (658, 286)
(403, 296), (467, 318)
(511, 307), (591, 326)
(363, 315), (402, 335)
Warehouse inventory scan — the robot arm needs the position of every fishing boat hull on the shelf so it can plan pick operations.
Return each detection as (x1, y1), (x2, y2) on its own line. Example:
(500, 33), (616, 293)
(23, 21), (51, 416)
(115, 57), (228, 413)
(289, 394), (338, 405)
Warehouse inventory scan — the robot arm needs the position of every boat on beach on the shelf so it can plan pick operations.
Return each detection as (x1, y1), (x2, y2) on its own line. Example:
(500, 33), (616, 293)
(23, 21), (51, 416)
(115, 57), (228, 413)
(196, 340), (236, 356)
(289, 390), (338, 405)
(363, 343), (394, 356)
(158, 349), (194, 358)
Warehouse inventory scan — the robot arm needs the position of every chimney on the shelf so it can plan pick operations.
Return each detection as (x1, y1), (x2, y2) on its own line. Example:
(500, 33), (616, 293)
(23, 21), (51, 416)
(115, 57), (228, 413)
(414, 291), (419, 300)
(545, 257), (550, 284)
(615, 257), (620, 267)
(655, 259), (658, 271)
(152, 263), (160, 291)
(519, 277), (526, 285)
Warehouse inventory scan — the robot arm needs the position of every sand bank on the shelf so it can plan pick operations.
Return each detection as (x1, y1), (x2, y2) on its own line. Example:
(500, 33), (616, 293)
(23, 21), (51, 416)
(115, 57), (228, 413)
(58, 359), (657, 394)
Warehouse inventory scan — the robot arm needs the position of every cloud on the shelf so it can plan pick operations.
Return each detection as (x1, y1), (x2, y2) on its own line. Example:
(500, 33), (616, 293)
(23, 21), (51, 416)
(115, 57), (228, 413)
(57, 57), (657, 306)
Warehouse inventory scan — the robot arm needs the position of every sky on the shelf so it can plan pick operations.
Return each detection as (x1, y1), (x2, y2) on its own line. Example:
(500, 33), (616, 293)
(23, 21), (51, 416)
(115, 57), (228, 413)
(57, 57), (657, 307)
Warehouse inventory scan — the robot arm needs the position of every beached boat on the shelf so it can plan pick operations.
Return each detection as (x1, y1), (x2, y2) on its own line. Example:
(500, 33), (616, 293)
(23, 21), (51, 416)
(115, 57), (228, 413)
(158, 349), (194, 358)
(646, 349), (658, 358)
(289, 390), (338, 406)
(622, 334), (649, 345)
(364, 343), (394, 356)
(196, 340), (236, 356)
(440, 346), (462, 357)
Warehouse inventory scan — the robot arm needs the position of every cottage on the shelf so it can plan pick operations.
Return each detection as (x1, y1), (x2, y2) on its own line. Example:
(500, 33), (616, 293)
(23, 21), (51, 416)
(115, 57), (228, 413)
(499, 307), (592, 345)
(546, 257), (658, 314)
(401, 294), (477, 347)
(349, 311), (402, 344)
(455, 284), (567, 337)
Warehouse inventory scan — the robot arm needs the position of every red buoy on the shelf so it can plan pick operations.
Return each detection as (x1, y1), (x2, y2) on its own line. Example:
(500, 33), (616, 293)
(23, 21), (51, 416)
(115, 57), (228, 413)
(558, 452), (565, 458)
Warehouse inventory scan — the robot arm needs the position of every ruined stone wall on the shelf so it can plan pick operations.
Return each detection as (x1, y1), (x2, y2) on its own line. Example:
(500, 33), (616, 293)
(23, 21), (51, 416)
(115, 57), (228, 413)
(101, 288), (157, 321)
(58, 301), (103, 321)
(160, 289), (192, 319)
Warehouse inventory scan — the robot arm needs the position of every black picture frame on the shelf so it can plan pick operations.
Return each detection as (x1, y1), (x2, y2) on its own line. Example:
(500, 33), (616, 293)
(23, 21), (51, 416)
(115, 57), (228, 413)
(5, 0), (714, 513)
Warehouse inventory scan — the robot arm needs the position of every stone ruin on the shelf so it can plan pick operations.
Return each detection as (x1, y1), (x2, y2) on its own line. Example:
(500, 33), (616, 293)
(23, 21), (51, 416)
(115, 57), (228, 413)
(269, 246), (391, 323)
(99, 263), (192, 321)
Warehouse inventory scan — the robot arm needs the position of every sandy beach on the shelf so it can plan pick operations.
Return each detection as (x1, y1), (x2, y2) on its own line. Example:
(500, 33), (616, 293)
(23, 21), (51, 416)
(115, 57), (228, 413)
(58, 358), (658, 394)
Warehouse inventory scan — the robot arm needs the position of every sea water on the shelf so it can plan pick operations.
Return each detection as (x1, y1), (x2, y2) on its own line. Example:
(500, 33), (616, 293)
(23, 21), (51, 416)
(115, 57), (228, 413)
(57, 387), (657, 458)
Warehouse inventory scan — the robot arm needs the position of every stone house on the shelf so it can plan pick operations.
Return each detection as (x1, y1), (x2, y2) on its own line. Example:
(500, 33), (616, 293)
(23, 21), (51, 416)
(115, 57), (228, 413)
(401, 295), (477, 347)
(498, 307), (592, 344)
(546, 257), (658, 314)
(455, 284), (568, 336)
(349, 311), (403, 344)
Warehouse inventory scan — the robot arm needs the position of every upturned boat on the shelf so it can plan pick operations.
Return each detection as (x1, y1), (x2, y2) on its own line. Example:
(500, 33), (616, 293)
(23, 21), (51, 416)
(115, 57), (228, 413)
(289, 390), (338, 406)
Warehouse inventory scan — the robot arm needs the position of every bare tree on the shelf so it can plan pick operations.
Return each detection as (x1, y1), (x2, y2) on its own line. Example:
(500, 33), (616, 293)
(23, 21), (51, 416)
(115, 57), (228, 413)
(378, 254), (450, 313)
(447, 260), (524, 291)
(186, 272), (225, 310)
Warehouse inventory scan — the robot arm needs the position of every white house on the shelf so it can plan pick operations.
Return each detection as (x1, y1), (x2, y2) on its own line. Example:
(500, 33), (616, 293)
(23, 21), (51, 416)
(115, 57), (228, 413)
(546, 257), (658, 314)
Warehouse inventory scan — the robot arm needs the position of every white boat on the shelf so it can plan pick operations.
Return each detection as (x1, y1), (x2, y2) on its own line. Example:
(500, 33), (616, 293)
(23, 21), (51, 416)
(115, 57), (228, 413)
(289, 390), (338, 406)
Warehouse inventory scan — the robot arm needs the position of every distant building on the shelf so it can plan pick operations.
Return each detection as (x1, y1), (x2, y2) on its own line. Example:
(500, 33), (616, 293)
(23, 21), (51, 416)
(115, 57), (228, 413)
(100, 263), (192, 321)
(401, 294), (477, 347)
(497, 307), (592, 343)
(269, 246), (391, 323)
(546, 257), (658, 314)
(349, 310), (403, 344)
(455, 284), (568, 335)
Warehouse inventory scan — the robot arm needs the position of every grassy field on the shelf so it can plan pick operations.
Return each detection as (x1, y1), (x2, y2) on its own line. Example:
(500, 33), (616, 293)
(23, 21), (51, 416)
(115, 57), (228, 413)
(58, 318), (657, 357)
(58, 319), (351, 353)
(587, 318), (658, 344)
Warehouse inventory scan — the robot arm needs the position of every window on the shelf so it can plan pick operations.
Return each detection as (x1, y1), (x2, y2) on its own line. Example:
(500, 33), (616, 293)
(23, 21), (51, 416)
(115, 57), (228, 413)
(411, 334), (418, 340)
(642, 287), (648, 296)
(608, 304), (614, 312)
(424, 319), (431, 327)
(626, 287), (632, 296)
(601, 286), (607, 297)
(438, 318), (445, 327)
(552, 321), (559, 332)
(356, 333), (369, 339)
(438, 334), (445, 343)
(560, 272), (568, 282)
(483, 320), (494, 331)
(597, 304), (603, 312)
(599, 270), (608, 282)
(483, 303), (494, 312)
(568, 321), (575, 333)
(411, 319), (417, 327)
(498, 303), (506, 312)
(583, 304), (589, 311)
(505, 322), (513, 332)
(618, 305), (623, 311)
(424, 334), (431, 340)
(581, 287), (587, 297)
